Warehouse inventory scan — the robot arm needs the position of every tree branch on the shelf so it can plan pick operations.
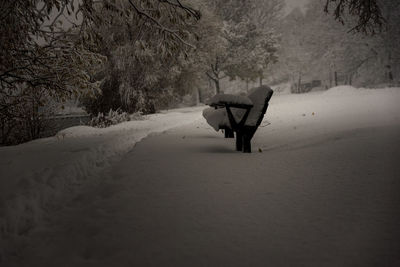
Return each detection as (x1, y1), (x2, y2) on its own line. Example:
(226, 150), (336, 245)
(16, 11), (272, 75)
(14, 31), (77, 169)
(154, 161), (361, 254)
(127, 0), (197, 49)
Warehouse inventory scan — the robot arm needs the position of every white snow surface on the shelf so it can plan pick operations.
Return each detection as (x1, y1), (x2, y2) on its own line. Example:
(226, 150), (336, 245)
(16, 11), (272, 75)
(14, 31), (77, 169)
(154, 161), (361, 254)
(322, 85), (363, 96)
(2, 86), (400, 266)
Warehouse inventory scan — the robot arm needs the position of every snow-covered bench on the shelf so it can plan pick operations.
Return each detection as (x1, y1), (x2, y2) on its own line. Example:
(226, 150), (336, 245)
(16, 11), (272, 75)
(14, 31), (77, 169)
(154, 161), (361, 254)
(203, 85), (274, 153)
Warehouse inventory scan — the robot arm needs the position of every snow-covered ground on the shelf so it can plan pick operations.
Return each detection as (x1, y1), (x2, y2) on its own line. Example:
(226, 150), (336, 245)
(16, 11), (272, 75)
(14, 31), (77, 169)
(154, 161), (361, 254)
(0, 106), (205, 261)
(1, 86), (400, 266)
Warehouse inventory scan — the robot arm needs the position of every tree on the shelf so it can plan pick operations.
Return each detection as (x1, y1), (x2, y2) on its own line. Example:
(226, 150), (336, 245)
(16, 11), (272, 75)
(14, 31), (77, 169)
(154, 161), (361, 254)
(175, 2), (225, 102)
(0, 0), (200, 144)
(82, 0), (200, 114)
(324, 0), (385, 34)
(204, 0), (282, 93)
(273, 0), (400, 92)
(371, 1), (400, 82)
(309, 0), (400, 86)
(0, 0), (106, 144)
(269, 7), (313, 92)
(223, 20), (278, 89)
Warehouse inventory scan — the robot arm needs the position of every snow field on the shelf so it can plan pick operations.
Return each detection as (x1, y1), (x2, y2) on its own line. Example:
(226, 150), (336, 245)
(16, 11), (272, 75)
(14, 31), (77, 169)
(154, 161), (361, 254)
(262, 86), (400, 151)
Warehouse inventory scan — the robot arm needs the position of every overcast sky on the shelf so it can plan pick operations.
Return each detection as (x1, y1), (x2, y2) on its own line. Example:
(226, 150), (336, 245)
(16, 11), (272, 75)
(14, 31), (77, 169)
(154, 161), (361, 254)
(285, 0), (310, 14)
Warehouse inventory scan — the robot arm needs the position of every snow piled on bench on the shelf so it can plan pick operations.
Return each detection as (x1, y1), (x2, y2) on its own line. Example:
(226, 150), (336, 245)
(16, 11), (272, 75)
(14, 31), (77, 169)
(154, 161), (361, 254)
(204, 86), (273, 129)
(202, 108), (228, 131)
(245, 86), (272, 126)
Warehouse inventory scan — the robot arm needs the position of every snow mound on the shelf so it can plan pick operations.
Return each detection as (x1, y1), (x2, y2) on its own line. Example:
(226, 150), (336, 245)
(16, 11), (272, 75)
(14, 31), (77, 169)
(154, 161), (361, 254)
(271, 82), (291, 95)
(57, 125), (102, 138)
(323, 85), (361, 96)
(56, 121), (140, 139)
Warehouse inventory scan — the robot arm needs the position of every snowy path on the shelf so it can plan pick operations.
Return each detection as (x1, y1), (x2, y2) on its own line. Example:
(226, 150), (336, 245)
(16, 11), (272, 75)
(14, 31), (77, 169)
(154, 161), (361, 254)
(7, 124), (400, 266)
(3, 87), (400, 266)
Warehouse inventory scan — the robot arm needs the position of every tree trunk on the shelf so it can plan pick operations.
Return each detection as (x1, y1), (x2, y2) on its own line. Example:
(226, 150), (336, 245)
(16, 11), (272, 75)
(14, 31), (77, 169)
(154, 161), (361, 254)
(246, 79), (249, 92)
(387, 53), (394, 82)
(214, 79), (220, 94)
(388, 66), (394, 82)
(1, 118), (5, 144)
(197, 88), (202, 104)
(259, 76), (263, 86)
(290, 74), (296, 93)
(334, 71), (338, 86)
(297, 72), (302, 93)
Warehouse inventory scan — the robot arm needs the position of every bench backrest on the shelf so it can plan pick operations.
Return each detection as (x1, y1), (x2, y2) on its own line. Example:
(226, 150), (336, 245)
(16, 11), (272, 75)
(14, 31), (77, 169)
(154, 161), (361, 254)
(245, 86), (273, 127)
(202, 86), (273, 131)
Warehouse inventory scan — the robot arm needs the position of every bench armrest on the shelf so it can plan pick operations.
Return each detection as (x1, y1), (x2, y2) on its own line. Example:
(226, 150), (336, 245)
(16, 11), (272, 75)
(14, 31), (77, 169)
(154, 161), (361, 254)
(210, 102), (253, 109)
(208, 94), (253, 107)
(207, 94), (255, 130)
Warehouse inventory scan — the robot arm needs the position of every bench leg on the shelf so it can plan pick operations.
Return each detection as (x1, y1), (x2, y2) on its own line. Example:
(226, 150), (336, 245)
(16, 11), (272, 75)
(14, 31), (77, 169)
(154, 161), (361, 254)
(242, 134), (251, 153)
(236, 132), (243, 151)
(224, 129), (234, 138)
(228, 129), (234, 138)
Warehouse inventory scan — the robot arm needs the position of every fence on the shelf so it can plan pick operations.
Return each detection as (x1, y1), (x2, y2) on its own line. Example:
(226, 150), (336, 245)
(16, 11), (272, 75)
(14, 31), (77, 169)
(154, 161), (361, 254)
(292, 80), (323, 93)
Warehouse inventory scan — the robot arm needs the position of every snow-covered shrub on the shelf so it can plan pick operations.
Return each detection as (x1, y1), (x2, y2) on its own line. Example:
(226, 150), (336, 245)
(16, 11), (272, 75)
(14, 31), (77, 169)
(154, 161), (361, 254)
(129, 111), (144, 121)
(89, 109), (132, 128)
(0, 87), (57, 145)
